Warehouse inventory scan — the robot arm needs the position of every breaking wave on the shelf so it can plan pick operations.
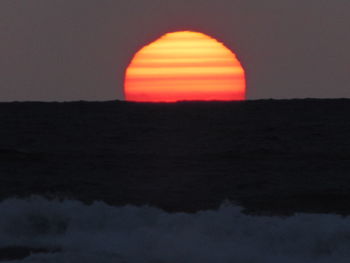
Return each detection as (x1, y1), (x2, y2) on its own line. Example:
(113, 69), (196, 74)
(1, 197), (350, 262)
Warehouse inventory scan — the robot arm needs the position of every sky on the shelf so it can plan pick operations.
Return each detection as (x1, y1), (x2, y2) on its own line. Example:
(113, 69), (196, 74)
(1, 0), (350, 101)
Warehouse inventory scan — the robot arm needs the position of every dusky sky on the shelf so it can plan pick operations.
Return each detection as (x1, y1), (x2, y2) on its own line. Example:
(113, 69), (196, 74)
(1, 0), (350, 101)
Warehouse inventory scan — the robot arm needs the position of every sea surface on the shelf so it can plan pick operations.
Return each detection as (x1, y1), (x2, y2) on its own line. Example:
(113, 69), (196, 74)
(1, 100), (350, 262)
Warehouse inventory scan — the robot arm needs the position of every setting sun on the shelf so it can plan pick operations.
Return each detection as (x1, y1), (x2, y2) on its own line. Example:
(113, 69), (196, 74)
(124, 31), (246, 102)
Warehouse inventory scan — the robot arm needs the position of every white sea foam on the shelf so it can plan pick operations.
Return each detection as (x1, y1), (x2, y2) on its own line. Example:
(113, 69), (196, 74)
(1, 197), (350, 263)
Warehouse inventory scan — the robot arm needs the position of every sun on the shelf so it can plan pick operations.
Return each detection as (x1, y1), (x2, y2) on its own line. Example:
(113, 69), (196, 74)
(124, 31), (246, 102)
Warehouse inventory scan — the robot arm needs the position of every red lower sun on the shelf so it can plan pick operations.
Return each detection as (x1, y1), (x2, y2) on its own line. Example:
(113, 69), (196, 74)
(124, 31), (246, 102)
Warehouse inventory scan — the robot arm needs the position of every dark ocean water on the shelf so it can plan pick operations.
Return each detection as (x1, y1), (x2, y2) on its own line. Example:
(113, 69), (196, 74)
(1, 99), (350, 262)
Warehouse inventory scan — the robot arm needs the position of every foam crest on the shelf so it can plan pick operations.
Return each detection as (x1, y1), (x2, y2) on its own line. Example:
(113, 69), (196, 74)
(1, 197), (350, 263)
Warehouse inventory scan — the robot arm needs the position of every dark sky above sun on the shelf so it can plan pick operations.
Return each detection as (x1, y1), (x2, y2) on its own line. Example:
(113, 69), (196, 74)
(1, 0), (350, 101)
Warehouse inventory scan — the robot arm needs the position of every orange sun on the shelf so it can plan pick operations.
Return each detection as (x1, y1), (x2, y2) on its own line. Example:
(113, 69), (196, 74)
(124, 31), (246, 102)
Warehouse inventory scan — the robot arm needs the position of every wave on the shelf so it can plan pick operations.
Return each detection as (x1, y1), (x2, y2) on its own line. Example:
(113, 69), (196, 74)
(1, 197), (350, 262)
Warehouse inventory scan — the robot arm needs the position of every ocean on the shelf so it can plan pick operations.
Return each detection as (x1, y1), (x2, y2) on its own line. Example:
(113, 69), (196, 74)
(2, 197), (350, 263)
(1, 100), (350, 262)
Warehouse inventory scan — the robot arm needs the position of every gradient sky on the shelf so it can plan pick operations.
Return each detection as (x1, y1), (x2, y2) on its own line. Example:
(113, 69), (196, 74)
(1, 0), (350, 101)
